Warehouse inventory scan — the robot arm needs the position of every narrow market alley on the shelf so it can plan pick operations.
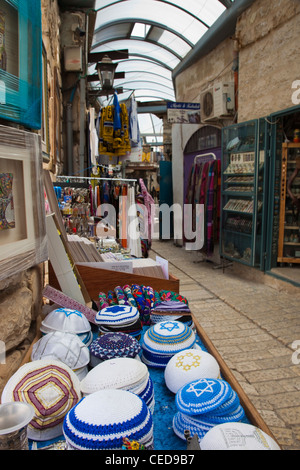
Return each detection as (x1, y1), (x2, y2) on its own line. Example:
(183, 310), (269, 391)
(150, 239), (300, 450)
(1, 0), (300, 454)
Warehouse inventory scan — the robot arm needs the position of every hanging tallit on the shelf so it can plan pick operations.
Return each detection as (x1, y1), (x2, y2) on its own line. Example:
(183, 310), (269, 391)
(130, 96), (139, 144)
(89, 108), (98, 169)
(127, 185), (142, 258)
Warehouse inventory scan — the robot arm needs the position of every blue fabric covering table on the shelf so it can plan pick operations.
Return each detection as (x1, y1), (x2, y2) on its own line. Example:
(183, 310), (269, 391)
(28, 326), (249, 450)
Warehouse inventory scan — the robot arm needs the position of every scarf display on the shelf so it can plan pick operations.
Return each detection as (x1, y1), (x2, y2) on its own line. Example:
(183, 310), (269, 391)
(97, 94), (132, 158)
(185, 158), (221, 257)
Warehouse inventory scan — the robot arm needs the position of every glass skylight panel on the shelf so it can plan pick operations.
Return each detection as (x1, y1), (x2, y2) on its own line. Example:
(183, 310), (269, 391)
(149, 28), (192, 58)
(133, 89), (173, 100)
(94, 0), (209, 45)
(138, 113), (163, 137)
(92, 39), (181, 69)
(165, 0), (226, 27)
(92, 23), (132, 46)
(117, 59), (173, 78)
(131, 23), (151, 38)
(115, 71), (173, 90)
(93, 0), (231, 107)
(114, 80), (174, 97)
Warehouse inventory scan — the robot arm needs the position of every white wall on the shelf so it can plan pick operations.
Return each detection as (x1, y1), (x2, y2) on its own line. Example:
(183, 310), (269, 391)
(172, 123), (201, 245)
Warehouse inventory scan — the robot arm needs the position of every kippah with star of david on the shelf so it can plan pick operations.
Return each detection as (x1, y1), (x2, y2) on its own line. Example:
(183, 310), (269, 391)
(175, 378), (232, 416)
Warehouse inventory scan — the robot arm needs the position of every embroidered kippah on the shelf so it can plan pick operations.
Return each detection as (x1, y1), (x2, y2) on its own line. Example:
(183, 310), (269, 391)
(63, 389), (154, 450)
(80, 357), (149, 396)
(98, 318), (142, 338)
(141, 349), (174, 368)
(40, 308), (91, 335)
(141, 321), (196, 368)
(175, 378), (232, 416)
(31, 331), (90, 371)
(89, 332), (141, 366)
(95, 305), (139, 326)
(143, 321), (195, 353)
(164, 349), (220, 394)
(77, 330), (93, 347)
(1, 359), (81, 441)
(200, 422), (281, 450)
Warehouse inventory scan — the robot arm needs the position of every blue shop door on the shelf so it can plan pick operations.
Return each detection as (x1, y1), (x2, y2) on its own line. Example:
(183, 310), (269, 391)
(159, 161), (173, 240)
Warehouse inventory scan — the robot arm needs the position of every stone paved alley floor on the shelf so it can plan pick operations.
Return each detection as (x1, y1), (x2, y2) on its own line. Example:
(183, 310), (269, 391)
(150, 240), (300, 450)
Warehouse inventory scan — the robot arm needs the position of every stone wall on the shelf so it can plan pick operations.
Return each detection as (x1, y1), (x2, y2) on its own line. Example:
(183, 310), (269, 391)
(236, 0), (300, 122)
(174, 37), (235, 104)
(0, 266), (44, 395)
(42, 0), (64, 174)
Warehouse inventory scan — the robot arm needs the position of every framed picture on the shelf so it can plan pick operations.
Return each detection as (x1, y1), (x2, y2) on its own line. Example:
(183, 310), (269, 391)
(42, 43), (50, 160)
(53, 66), (61, 167)
(0, 0), (42, 129)
(0, 125), (48, 280)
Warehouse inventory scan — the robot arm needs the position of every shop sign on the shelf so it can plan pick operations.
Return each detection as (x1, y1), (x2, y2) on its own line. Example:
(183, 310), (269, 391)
(167, 102), (201, 124)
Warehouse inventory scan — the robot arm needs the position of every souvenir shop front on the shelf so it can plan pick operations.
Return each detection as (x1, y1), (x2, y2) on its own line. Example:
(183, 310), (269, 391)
(220, 107), (300, 286)
(184, 125), (222, 261)
(219, 105), (300, 287)
(183, 106), (300, 288)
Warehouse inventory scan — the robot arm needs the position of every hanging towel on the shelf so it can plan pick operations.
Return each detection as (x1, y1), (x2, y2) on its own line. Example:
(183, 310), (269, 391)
(130, 95), (139, 144)
(113, 92), (121, 130)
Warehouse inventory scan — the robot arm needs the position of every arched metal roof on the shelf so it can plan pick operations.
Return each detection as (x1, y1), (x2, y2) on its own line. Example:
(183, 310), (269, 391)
(91, 0), (235, 105)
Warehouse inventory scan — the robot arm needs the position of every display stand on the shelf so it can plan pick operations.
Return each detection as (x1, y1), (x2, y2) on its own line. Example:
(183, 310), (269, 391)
(277, 142), (300, 264)
(220, 120), (266, 268)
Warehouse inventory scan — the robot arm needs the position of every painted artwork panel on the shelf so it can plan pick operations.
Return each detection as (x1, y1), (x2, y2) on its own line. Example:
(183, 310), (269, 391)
(0, 171), (14, 230)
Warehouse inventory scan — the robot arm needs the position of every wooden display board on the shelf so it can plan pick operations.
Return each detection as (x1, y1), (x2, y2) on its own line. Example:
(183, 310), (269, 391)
(49, 263), (180, 300)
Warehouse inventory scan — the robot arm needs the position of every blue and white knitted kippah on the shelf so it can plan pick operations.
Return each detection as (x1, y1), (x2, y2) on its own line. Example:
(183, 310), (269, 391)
(186, 404), (246, 426)
(63, 389), (153, 450)
(209, 388), (241, 417)
(173, 412), (211, 442)
(89, 332), (141, 362)
(138, 376), (155, 413)
(95, 305), (139, 326)
(175, 378), (232, 416)
(142, 321), (196, 354)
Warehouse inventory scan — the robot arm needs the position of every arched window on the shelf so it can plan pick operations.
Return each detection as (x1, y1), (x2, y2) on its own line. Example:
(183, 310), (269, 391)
(184, 126), (221, 154)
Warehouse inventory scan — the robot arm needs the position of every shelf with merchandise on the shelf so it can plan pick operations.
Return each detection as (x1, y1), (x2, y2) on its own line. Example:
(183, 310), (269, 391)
(220, 119), (267, 268)
(277, 143), (300, 264)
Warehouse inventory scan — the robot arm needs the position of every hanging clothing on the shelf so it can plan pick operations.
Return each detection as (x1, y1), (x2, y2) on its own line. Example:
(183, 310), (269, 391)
(185, 158), (221, 256)
(127, 185), (142, 258)
(99, 106), (114, 156)
(98, 102), (131, 158)
(129, 95), (139, 145)
(89, 108), (99, 168)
